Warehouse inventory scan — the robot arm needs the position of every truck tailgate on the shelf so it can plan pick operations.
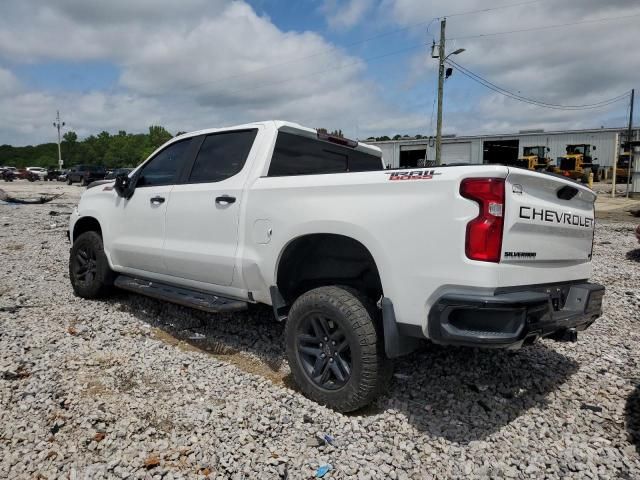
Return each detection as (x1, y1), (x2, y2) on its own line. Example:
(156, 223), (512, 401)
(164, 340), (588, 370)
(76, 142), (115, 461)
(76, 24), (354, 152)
(502, 169), (596, 264)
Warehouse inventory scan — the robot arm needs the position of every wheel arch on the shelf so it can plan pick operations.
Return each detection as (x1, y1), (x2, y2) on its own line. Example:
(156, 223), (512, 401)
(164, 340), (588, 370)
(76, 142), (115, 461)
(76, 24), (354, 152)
(275, 232), (383, 305)
(72, 216), (102, 243)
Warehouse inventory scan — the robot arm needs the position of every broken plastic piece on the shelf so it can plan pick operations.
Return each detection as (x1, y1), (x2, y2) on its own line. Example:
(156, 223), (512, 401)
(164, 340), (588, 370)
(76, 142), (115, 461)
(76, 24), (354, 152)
(315, 464), (332, 478)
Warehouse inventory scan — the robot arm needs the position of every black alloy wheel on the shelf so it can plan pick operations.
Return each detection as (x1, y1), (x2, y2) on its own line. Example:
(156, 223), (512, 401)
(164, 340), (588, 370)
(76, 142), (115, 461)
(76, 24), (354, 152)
(296, 313), (352, 390)
(69, 231), (114, 298)
(73, 246), (98, 288)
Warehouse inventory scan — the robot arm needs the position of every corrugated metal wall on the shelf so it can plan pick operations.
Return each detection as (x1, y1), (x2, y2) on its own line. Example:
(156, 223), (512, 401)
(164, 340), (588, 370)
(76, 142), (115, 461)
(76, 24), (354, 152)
(368, 128), (640, 169)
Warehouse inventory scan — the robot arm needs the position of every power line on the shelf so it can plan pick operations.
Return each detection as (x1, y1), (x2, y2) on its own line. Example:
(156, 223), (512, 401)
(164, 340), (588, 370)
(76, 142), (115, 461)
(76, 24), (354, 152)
(443, 0), (545, 18)
(449, 11), (640, 41)
(445, 59), (631, 110)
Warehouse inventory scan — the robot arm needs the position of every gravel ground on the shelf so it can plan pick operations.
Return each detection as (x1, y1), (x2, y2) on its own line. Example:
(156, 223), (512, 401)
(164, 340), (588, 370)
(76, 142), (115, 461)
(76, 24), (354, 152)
(1, 181), (640, 479)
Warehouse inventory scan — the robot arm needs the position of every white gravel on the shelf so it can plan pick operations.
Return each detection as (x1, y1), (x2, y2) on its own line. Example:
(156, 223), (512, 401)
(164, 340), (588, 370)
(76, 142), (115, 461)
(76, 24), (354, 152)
(1, 181), (640, 479)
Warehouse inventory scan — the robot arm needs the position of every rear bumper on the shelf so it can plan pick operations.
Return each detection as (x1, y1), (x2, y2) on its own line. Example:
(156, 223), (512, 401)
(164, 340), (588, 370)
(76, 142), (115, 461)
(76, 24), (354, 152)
(427, 282), (604, 348)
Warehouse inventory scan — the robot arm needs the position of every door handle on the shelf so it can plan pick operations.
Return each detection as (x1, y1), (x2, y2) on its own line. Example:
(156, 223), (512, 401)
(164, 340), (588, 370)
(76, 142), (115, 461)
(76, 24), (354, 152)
(150, 196), (165, 204)
(215, 195), (236, 205)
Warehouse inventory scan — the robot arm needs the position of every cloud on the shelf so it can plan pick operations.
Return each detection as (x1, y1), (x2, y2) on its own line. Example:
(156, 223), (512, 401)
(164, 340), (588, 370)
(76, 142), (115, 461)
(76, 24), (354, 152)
(379, 0), (640, 133)
(0, 0), (410, 145)
(0, 67), (21, 97)
(321, 0), (375, 30)
(0, 0), (637, 146)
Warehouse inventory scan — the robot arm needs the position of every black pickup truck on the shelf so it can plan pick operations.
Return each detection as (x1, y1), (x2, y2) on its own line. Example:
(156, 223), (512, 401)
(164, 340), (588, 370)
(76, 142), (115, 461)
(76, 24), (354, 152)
(66, 165), (106, 186)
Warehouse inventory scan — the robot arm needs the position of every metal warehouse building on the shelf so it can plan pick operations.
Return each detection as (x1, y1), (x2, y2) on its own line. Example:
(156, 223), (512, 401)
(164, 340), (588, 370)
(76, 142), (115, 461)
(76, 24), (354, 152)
(369, 127), (640, 170)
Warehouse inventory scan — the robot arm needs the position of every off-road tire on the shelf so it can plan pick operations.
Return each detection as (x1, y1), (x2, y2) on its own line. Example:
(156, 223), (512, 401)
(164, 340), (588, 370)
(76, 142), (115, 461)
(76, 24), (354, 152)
(69, 231), (115, 298)
(285, 286), (392, 412)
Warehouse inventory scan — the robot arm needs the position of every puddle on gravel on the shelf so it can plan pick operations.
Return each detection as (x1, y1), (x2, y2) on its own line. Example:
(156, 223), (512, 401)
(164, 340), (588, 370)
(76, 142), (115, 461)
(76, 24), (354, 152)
(150, 327), (294, 388)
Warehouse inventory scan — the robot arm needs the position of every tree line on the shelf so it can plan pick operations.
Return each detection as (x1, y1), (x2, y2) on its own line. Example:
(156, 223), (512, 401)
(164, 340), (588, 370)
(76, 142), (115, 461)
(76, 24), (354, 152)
(0, 125), (425, 169)
(366, 134), (428, 142)
(0, 126), (178, 169)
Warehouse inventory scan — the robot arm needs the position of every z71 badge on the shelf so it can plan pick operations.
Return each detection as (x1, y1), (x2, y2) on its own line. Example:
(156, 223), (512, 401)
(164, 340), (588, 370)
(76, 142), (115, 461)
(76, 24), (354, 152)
(385, 169), (442, 181)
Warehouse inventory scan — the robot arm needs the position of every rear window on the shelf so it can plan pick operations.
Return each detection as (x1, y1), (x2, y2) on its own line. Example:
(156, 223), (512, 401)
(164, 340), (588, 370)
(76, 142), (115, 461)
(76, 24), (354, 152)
(268, 132), (382, 176)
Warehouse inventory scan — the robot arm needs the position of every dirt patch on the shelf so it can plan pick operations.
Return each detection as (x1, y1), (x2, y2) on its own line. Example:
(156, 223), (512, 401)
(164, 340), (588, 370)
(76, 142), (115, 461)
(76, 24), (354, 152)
(151, 327), (289, 386)
(596, 209), (639, 222)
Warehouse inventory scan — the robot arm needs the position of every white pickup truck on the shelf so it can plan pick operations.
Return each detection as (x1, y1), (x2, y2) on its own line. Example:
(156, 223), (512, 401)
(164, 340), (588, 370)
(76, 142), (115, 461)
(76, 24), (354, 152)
(68, 120), (604, 412)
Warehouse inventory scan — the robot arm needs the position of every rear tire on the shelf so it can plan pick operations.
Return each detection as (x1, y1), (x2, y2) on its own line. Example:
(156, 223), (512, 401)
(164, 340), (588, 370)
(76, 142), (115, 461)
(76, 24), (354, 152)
(69, 231), (115, 298)
(285, 286), (392, 412)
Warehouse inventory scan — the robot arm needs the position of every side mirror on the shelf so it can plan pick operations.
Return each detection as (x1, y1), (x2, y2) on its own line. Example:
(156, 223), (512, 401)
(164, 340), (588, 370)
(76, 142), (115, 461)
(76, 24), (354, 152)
(114, 172), (135, 198)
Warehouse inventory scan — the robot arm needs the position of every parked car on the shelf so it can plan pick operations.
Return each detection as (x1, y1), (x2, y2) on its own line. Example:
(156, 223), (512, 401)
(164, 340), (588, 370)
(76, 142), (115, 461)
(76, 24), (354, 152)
(26, 167), (47, 180)
(66, 165), (107, 186)
(68, 120), (605, 412)
(105, 168), (133, 180)
(45, 168), (61, 181)
(57, 169), (69, 182)
(24, 169), (42, 182)
(1, 167), (16, 182)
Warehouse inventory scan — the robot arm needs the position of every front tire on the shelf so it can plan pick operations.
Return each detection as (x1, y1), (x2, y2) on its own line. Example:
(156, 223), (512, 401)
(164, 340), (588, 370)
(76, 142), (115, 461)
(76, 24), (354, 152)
(69, 231), (115, 298)
(285, 286), (392, 412)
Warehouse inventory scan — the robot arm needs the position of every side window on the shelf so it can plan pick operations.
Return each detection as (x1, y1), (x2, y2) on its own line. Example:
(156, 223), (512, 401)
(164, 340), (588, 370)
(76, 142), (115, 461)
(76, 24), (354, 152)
(187, 129), (257, 183)
(268, 132), (382, 176)
(138, 139), (190, 187)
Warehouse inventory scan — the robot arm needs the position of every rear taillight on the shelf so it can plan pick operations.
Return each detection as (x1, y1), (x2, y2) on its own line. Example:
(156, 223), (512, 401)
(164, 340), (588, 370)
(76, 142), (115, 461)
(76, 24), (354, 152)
(460, 178), (505, 262)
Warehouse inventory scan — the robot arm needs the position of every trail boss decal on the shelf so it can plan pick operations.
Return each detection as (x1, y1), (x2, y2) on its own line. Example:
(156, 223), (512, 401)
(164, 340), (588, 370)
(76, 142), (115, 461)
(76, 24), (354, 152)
(519, 206), (594, 228)
(386, 169), (442, 181)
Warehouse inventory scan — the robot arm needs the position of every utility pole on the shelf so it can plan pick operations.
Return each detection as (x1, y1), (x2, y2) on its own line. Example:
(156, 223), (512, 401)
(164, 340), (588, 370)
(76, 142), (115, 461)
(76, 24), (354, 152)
(435, 18), (446, 165)
(53, 110), (65, 169)
(626, 88), (634, 198)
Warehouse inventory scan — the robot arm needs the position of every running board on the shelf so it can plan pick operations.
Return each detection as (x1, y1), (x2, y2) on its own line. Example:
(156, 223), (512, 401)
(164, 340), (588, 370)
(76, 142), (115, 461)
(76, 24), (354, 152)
(114, 275), (248, 313)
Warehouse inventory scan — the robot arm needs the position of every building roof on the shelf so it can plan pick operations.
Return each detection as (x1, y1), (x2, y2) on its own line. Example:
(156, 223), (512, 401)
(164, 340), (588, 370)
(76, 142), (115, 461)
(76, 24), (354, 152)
(367, 126), (639, 144)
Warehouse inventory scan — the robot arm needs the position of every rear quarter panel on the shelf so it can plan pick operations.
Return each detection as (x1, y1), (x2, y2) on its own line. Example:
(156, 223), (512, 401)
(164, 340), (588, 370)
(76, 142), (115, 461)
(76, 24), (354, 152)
(241, 165), (510, 329)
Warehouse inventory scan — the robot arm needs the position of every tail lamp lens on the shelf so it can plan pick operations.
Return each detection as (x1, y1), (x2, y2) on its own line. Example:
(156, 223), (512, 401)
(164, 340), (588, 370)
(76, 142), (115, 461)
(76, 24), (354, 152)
(460, 178), (505, 262)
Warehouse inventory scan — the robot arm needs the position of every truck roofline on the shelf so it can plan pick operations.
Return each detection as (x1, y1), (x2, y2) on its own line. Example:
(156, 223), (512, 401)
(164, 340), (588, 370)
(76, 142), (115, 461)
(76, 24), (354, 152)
(173, 120), (382, 158)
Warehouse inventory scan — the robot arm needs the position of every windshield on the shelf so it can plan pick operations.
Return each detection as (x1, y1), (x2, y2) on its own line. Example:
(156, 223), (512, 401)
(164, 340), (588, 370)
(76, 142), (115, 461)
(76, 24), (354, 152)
(567, 145), (586, 155)
(523, 147), (542, 157)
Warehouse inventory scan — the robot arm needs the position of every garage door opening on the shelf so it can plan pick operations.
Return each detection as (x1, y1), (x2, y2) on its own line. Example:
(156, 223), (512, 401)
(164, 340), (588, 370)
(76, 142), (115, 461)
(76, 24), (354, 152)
(399, 146), (427, 168)
(483, 140), (519, 165)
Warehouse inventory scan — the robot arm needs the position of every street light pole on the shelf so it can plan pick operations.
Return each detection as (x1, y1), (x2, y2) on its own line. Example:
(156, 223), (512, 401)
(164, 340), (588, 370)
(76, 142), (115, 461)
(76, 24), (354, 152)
(434, 19), (465, 165)
(435, 18), (446, 165)
(626, 88), (634, 198)
(53, 110), (65, 169)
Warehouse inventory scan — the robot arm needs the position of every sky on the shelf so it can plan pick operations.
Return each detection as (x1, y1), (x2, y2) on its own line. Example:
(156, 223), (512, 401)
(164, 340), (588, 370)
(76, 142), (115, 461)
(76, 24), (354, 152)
(0, 0), (638, 146)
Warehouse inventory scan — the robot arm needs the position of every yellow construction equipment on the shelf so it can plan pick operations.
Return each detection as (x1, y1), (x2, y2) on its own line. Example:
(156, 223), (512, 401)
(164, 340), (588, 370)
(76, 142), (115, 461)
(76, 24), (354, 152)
(615, 152), (632, 182)
(515, 146), (552, 171)
(554, 144), (599, 182)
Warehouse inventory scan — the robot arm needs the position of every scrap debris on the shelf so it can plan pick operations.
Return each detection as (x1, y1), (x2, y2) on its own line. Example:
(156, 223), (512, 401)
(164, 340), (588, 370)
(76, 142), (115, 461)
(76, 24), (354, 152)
(0, 188), (63, 205)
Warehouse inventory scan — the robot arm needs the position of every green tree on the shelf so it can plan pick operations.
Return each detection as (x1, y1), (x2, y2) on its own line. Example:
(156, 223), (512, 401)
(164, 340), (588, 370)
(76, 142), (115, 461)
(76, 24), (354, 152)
(0, 124), (175, 168)
(148, 125), (172, 149)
